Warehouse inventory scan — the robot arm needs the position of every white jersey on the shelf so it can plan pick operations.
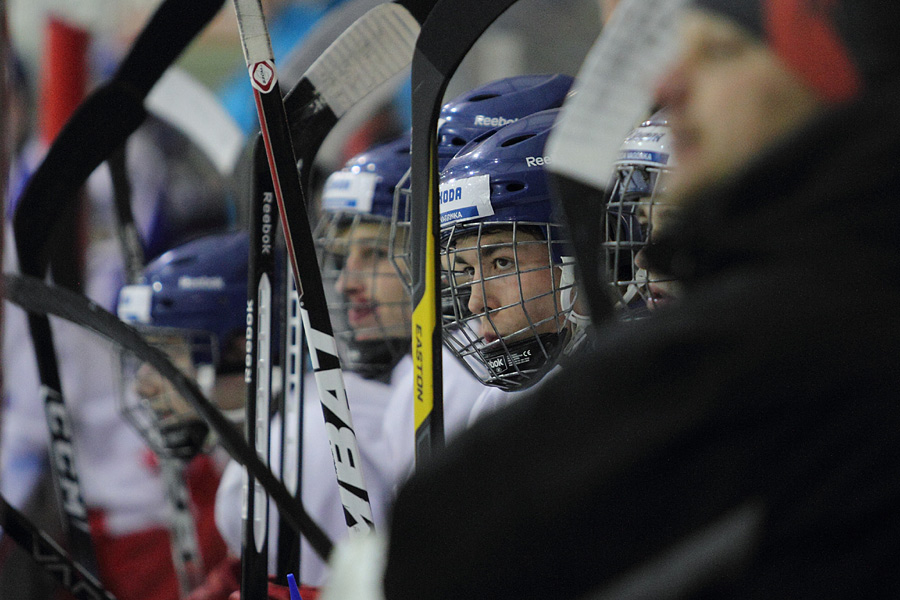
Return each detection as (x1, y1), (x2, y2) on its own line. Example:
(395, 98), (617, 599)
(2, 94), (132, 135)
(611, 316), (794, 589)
(1, 230), (170, 535)
(215, 368), (396, 586)
(379, 349), (485, 490)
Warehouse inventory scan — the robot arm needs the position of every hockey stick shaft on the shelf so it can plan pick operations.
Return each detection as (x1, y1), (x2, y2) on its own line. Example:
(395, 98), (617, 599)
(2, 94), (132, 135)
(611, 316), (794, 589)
(408, 0), (521, 464)
(0, 494), (116, 600)
(277, 261), (303, 577)
(108, 142), (206, 595)
(2, 274), (334, 561)
(25, 315), (99, 574)
(232, 0), (376, 536)
(242, 134), (276, 599)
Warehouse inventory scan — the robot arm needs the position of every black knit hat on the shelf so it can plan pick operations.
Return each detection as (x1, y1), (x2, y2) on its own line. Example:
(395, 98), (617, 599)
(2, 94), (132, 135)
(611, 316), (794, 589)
(692, 0), (900, 104)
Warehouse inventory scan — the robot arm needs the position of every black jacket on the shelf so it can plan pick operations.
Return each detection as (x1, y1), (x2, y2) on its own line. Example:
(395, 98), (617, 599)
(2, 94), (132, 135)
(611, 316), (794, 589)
(383, 79), (900, 600)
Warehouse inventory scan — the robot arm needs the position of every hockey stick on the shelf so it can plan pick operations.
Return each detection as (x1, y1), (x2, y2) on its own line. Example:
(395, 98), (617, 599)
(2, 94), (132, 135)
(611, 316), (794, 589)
(108, 143), (207, 596)
(232, 0), (382, 546)
(229, 2), (437, 580)
(407, 0), (521, 464)
(276, 259), (304, 579)
(0, 494), (116, 600)
(274, 0), (438, 577)
(241, 134), (277, 599)
(545, 0), (686, 323)
(1, 273), (333, 561)
(11, 0), (225, 575)
(232, 0), (439, 541)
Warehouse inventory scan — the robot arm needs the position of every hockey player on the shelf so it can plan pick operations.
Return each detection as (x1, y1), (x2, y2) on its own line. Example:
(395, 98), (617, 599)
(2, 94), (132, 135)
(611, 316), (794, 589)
(383, 75), (577, 475)
(438, 108), (589, 420)
(604, 111), (683, 314)
(310, 133), (485, 524)
(196, 135), (482, 599)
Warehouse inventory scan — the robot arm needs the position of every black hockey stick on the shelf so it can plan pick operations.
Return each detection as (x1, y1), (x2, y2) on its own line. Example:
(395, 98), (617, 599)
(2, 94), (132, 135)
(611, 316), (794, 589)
(11, 0), (225, 574)
(241, 134), (278, 599)
(0, 494), (116, 600)
(108, 143), (207, 596)
(545, 0), (686, 323)
(407, 0), (521, 465)
(1, 273), (334, 561)
(232, 0), (440, 541)
(272, 0), (438, 577)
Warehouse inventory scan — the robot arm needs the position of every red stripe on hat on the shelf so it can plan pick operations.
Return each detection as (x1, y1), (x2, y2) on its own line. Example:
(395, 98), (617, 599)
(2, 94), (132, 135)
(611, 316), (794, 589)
(765, 0), (861, 103)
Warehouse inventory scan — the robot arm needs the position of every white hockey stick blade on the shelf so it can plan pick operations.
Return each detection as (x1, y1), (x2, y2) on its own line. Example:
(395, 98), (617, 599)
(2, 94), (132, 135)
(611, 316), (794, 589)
(546, 0), (687, 190)
(280, 0), (387, 87)
(304, 3), (419, 119)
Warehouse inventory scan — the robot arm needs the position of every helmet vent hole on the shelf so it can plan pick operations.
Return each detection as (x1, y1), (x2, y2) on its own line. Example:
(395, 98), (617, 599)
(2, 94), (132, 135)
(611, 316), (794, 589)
(467, 93), (499, 102)
(506, 182), (525, 192)
(500, 134), (535, 147)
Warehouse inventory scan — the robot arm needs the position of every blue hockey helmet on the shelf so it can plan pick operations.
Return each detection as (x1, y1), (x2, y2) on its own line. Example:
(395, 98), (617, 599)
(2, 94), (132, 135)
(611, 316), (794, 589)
(315, 135), (413, 379)
(391, 75), (575, 287)
(436, 74), (574, 168)
(118, 230), (249, 374)
(438, 108), (584, 390)
(439, 108), (565, 241)
(319, 133), (411, 221)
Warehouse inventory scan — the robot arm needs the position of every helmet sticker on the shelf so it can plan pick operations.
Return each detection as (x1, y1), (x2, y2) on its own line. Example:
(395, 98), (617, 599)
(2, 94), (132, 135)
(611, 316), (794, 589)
(438, 174), (494, 226)
(118, 285), (153, 323)
(322, 171), (379, 213)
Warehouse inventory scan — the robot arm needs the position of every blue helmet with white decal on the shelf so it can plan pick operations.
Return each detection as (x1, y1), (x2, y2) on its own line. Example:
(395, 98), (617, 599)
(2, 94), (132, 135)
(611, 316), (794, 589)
(118, 230), (249, 374)
(604, 110), (682, 314)
(438, 108), (584, 390)
(439, 108), (564, 236)
(319, 133), (411, 221)
(314, 135), (412, 379)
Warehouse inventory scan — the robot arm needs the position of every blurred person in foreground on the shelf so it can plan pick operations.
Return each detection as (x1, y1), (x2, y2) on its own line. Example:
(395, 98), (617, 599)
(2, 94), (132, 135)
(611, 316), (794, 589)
(322, 1), (900, 599)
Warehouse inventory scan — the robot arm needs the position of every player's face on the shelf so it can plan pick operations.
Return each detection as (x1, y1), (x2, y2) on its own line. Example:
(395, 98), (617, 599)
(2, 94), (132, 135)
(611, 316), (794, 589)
(333, 222), (411, 341)
(133, 334), (244, 415)
(450, 229), (561, 344)
(633, 201), (683, 310)
(655, 10), (825, 201)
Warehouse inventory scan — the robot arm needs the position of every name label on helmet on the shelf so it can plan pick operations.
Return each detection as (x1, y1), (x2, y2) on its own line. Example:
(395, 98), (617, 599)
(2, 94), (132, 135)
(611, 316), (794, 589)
(474, 115), (518, 128)
(525, 155), (552, 167)
(439, 174), (493, 226)
(118, 284), (153, 323)
(322, 171), (377, 213)
(618, 149), (670, 166)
